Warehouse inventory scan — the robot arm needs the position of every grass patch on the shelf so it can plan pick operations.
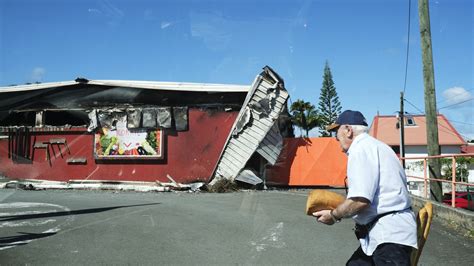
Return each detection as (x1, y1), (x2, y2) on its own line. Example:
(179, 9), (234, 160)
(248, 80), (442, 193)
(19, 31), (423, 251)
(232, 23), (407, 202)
(465, 229), (474, 239)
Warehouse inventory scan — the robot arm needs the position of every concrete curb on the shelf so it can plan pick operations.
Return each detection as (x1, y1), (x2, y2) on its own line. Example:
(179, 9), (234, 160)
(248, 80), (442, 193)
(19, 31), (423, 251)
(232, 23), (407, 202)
(410, 195), (474, 238)
(0, 179), (171, 192)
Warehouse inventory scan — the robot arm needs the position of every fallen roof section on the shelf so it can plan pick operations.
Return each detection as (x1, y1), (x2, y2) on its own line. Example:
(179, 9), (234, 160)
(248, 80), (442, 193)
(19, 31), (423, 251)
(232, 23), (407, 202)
(211, 66), (289, 184)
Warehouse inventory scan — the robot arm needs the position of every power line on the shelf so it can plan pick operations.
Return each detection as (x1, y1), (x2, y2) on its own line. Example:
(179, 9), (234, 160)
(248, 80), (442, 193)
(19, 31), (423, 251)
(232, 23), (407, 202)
(404, 95), (473, 113)
(439, 118), (472, 140)
(437, 87), (474, 105)
(448, 120), (474, 126)
(402, 98), (472, 140)
(438, 98), (473, 110)
(415, 115), (470, 141)
(402, 0), (412, 95)
(395, 97), (471, 141)
(403, 98), (424, 114)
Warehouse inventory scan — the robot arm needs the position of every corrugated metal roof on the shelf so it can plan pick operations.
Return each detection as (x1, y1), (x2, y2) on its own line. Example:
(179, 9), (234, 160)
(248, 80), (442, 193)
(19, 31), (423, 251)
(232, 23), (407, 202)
(212, 66), (289, 181)
(0, 79), (250, 93)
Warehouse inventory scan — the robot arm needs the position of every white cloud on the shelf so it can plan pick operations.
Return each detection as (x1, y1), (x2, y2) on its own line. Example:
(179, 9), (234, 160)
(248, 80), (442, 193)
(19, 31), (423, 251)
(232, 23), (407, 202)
(90, 0), (124, 27)
(442, 87), (473, 141)
(88, 8), (101, 14)
(442, 86), (473, 106)
(161, 22), (172, 29)
(30, 67), (46, 82)
(190, 12), (233, 51)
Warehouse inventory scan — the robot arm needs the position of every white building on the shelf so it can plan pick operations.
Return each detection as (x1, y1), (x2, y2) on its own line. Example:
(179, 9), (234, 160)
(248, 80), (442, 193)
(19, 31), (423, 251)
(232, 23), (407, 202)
(369, 114), (469, 197)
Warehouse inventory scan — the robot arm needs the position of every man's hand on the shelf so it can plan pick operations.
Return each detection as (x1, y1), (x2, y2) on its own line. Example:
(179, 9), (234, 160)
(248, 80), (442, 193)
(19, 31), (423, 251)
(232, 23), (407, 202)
(312, 210), (335, 225)
(312, 197), (370, 226)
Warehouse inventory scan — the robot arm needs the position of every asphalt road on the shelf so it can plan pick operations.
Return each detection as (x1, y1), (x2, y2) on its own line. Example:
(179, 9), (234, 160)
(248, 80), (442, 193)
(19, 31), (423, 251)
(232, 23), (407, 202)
(0, 189), (472, 265)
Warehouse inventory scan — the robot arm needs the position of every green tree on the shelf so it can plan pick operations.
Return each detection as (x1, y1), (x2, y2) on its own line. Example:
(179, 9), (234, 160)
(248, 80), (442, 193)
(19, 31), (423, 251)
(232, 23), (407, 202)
(290, 100), (321, 137)
(318, 61), (342, 136)
(440, 157), (473, 182)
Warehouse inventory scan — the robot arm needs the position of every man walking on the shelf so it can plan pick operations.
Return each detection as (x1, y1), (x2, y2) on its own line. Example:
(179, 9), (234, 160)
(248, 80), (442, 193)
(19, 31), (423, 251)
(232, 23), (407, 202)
(313, 110), (417, 265)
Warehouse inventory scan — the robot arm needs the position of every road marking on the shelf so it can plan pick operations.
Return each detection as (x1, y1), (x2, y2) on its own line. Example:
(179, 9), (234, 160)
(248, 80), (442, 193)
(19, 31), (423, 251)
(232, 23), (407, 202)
(251, 222), (286, 254)
(142, 214), (155, 227)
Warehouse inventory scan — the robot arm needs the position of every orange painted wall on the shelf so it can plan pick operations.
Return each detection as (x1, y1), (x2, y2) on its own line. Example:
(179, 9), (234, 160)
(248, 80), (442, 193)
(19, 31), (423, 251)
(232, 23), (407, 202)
(266, 137), (347, 187)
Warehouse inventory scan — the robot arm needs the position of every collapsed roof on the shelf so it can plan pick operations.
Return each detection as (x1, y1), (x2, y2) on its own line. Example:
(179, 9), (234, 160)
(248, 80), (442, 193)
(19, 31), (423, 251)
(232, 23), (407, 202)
(211, 66), (290, 183)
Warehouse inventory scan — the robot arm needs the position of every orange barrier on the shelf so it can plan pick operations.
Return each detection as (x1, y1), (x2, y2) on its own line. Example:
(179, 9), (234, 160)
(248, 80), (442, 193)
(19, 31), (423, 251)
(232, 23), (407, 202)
(266, 137), (347, 187)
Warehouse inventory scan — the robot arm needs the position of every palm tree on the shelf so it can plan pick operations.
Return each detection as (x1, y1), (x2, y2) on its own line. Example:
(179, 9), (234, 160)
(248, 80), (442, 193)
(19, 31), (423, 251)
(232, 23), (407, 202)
(290, 100), (321, 137)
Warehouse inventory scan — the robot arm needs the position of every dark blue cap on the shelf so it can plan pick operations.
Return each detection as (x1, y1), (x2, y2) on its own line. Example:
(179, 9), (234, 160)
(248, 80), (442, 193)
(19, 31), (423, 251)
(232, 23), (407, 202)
(326, 110), (368, 131)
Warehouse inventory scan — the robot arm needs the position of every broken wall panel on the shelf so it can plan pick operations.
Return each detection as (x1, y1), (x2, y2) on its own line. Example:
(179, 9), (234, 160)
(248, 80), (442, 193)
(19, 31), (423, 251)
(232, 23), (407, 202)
(97, 111), (114, 128)
(235, 169), (262, 185)
(87, 110), (98, 132)
(142, 108), (157, 128)
(212, 66), (289, 182)
(127, 109), (141, 129)
(173, 107), (188, 131)
(157, 107), (172, 128)
(232, 107), (251, 136)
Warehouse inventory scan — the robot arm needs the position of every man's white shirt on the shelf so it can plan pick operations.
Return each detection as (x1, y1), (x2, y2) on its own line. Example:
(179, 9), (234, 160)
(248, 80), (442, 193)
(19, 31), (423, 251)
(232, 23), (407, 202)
(346, 133), (417, 255)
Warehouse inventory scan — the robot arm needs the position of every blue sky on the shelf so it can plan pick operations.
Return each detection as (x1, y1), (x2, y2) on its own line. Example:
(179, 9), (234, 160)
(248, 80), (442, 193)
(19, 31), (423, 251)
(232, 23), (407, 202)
(1, 0), (472, 139)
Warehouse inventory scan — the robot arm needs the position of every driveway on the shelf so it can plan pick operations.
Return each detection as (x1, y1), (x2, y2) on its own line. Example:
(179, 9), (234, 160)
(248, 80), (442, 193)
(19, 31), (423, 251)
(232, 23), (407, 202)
(0, 189), (472, 265)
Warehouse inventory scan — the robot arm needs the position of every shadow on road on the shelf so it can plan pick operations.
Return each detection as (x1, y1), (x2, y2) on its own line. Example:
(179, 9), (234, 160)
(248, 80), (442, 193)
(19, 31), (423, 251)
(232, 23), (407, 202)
(0, 202), (161, 222)
(0, 232), (57, 248)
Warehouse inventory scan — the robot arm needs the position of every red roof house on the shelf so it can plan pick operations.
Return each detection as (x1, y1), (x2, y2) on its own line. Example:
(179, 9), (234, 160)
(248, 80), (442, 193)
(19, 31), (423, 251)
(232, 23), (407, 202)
(369, 114), (466, 156)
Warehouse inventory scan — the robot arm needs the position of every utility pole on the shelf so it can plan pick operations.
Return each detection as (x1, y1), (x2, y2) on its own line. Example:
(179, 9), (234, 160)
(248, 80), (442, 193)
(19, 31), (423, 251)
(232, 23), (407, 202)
(418, 0), (443, 202)
(399, 92), (406, 168)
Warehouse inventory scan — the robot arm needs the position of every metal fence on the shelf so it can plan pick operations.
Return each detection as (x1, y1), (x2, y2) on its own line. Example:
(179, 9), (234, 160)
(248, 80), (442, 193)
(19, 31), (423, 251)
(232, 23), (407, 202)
(401, 153), (474, 209)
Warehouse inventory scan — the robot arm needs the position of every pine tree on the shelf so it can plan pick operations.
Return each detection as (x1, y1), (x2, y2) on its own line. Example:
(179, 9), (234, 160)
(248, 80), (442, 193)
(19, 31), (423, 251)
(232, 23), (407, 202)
(318, 61), (342, 136)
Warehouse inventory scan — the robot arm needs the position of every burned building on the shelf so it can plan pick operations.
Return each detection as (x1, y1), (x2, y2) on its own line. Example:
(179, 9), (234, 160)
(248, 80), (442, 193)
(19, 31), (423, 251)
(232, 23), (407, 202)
(0, 66), (293, 185)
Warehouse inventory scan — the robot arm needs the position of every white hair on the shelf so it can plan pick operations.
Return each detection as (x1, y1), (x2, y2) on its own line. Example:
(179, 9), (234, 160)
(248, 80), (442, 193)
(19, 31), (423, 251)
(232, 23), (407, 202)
(350, 125), (369, 135)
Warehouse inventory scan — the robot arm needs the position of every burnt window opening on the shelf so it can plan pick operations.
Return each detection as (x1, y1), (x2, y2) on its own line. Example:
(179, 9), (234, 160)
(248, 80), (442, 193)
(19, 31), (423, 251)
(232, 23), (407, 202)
(44, 110), (89, 126)
(0, 111), (36, 126)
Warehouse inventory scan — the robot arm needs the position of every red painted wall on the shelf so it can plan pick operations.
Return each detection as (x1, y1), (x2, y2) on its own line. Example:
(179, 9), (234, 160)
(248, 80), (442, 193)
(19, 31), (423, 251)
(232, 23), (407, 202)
(0, 109), (237, 183)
